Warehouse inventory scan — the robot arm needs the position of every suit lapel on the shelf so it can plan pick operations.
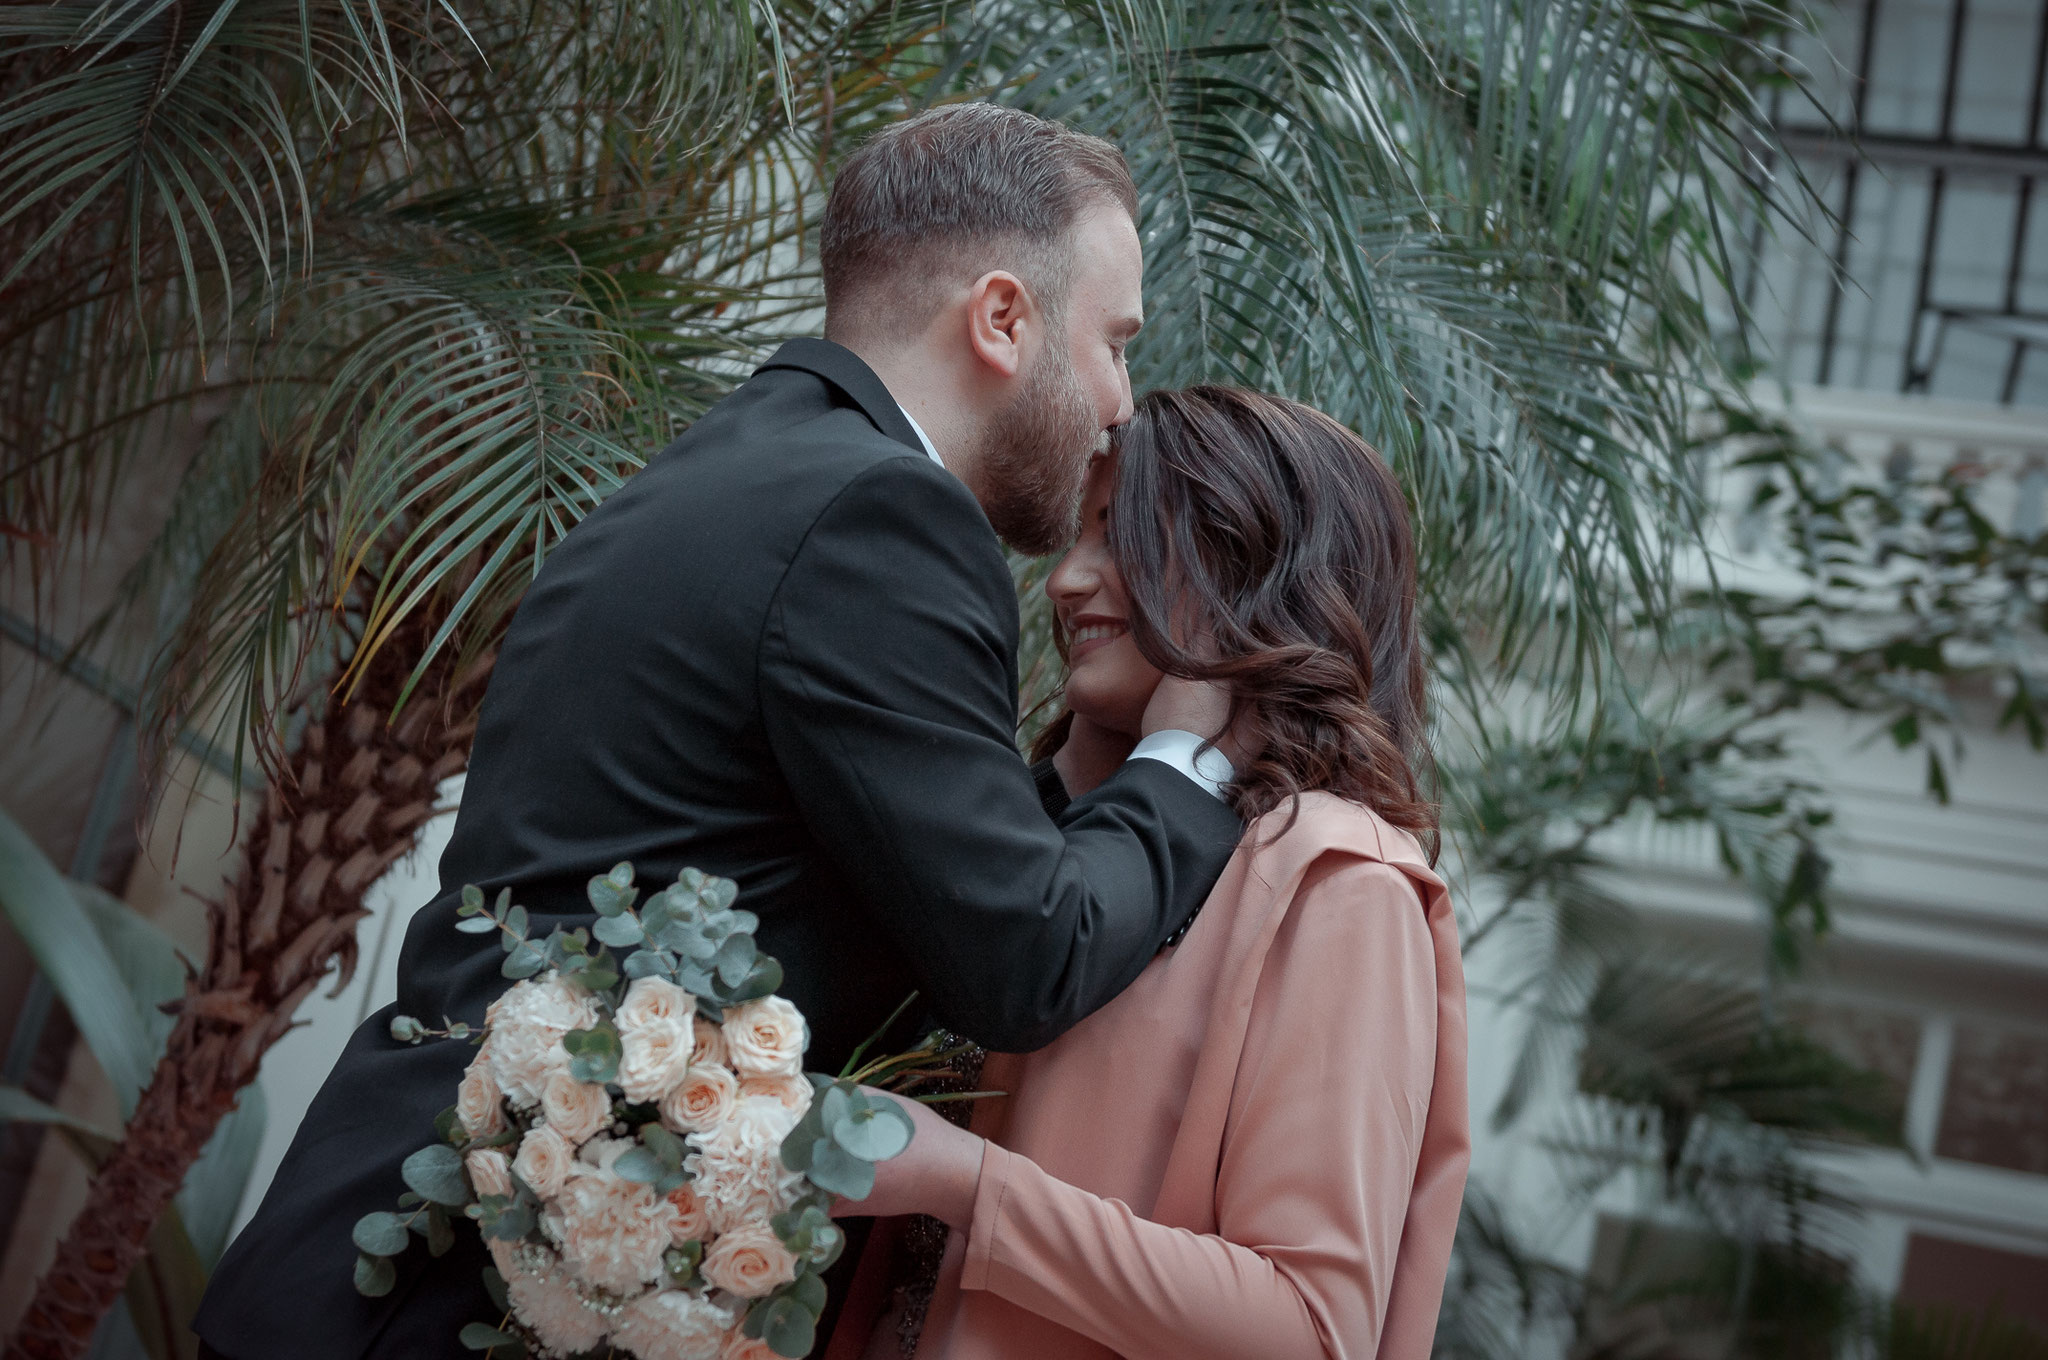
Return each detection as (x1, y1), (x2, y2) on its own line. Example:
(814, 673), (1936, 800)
(755, 338), (927, 457)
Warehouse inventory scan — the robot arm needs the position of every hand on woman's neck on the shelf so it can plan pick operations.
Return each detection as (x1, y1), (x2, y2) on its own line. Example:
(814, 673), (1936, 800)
(1050, 714), (1137, 799)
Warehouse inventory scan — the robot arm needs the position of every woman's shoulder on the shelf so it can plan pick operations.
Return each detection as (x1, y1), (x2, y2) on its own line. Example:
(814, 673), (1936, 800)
(1243, 791), (1438, 881)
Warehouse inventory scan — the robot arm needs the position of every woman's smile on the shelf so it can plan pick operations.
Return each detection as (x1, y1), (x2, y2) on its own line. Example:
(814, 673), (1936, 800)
(1066, 615), (1130, 663)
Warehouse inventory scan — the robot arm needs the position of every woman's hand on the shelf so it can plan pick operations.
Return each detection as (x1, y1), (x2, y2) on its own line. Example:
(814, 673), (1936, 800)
(829, 1089), (987, 1230)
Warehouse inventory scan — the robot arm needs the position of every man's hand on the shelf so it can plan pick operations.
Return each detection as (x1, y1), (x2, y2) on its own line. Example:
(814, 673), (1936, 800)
(1140, 674), (1229, 742)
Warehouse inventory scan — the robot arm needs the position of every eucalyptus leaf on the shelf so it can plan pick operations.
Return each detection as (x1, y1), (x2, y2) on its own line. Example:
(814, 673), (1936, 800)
(805, 1138), (875, 1201)
(502, 939), (547, 980)
(612, 1146), (665, 1184)
(459, 1323), (525, 1352)
(401, 1142), (469, 1206)
(351, 1211), (409, 1256)
(354, 1252), (396, 1297)
(831, 1100), (914, 1162)
(592, 913), (643, 948)
(454, 916), (498, 934)
(758, 1293), (816, 1358)
(426, 1203), (455, 1257)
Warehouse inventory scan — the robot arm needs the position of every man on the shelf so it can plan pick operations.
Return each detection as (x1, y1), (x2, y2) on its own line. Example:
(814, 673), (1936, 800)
(196, 104), (1242, 1358)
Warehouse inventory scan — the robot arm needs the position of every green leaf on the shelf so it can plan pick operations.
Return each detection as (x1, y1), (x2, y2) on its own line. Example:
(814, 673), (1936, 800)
(788, 1267), (829, 1317)
(756, 1293), (816, 1358)
(779, 1114), (821, 1173)
(401, 1143), (470, 1206)
(354, 1252), (397, 1297)
(805, 1138), (875, 1201)
(612, 1146), (664, 1184)
(459, 1323), (525, 1353)
(454, 916), (498, 934)
(642, 1123), (685, 1170)
(831, 1099), (913, 1163)
(501, 938), (547, 979)
(715, 932), (757, 987)
(0, 811), (156, 1108)
(461, 885), (485, 913)
(728, 955), (783, 1003)
(426, 1203), (455, 1257)
(0, 1085), (118, 1143)
(352, 1211), (409, 1256)
(592, 912), (643, 948)
(561, 1023), (621, 1085)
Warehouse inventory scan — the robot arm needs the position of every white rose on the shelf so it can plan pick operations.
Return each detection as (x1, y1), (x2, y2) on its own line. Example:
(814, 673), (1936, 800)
(541, 1159), (681, 1295)
(660, 1063), (738, 1135)
(617, 975), (692, 1032)
(514, 1124), (574, 1201)
(692, 1016), (730, 1068)
(540, 1069), (612, 1146)
(721, 997), (806, 1078)
(456, 1060), (506, 1140)
(684, 1095), (805, 1234)
(617, 1017), (695, 1104)
(664, 1181), (710, 1243)
(737, 1072), (812, 1117)
(466, 1147), (512, 1199)
(701, 1220), (799, 1298)
(483, 978), (599, 1108)
(613, 1287), (737, 1360)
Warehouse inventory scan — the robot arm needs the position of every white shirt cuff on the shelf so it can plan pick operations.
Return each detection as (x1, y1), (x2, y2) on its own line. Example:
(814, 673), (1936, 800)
(1127, 729), (1234, 801)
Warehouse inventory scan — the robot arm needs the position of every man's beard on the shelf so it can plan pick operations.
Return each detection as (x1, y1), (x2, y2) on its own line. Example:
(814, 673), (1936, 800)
(973, 337), (1101, 556)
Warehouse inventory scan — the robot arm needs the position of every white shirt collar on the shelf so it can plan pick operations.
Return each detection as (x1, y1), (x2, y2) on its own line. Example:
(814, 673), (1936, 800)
(899, 407), (944, 470)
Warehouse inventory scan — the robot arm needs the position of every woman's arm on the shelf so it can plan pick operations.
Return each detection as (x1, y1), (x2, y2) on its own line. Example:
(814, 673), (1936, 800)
(858, 857), (1440, 1360)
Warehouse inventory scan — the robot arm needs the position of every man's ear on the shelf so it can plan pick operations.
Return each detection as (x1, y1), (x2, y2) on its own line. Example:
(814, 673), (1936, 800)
(965, 270), (1034, 380)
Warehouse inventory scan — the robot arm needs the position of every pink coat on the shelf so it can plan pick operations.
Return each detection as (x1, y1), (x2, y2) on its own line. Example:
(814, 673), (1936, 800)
(843, 793), (1469, 1360)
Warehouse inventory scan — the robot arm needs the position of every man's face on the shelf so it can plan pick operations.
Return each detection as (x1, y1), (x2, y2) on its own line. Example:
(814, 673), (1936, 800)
(975, 203), (1143, 555)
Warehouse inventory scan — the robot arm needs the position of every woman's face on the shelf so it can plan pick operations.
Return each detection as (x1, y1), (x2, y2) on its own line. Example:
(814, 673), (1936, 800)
(1044, 454), (1165, 737)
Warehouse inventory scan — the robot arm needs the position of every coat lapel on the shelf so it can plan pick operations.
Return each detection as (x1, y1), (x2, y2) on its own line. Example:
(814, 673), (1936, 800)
(755, 337), (927, 457)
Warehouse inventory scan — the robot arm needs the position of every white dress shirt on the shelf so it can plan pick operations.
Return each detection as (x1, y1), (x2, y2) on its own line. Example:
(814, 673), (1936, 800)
(896, 406), (1233, 801)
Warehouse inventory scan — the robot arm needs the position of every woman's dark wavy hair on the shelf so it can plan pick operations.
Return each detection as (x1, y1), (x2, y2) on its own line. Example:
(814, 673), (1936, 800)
(1033, 386), (1437, 855)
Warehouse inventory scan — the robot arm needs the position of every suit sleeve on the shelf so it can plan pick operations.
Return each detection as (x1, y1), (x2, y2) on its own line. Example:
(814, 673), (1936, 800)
(956, 859), (1441, 1359)
(757, 456), (1242, 1051)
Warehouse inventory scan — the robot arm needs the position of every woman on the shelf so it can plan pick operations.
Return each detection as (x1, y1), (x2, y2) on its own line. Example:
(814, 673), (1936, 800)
(832, 387), (1469, 1360)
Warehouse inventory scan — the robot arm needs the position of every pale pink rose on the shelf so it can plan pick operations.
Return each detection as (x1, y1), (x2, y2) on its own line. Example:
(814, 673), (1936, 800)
(617, 1017), (695, 1104)
(692, 1016), (730, 1068)
(684, 1096), (805, 1233)
(514, 1124), (574, 1200)
(660, 1063), (738, 1135)
(541, 1069), (612, 1145)
(456, 1060), (506, 1140)
(616, 975), (692, 1032)
(664, 1182), (710, 1243)
(501, 1243), (611, 1354)
(721, 1336), (782, 1360)
(701, 1220), (799, 1298)
(737, 1072), (812, 1117)
(613, 1287), (737, 1360)
(466, 1147), (512, 1199)
(483, 978), (599, 1108)
(721, 997), (806, 1078)
(542, 1158), (681, 1295)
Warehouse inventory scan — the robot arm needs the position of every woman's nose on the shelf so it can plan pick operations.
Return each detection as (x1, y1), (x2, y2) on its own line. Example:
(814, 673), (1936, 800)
(1046, 546), (1094, 605)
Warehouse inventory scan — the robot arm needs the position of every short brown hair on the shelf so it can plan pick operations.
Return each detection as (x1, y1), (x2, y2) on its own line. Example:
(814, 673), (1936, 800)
(820, 104), (1138, 339)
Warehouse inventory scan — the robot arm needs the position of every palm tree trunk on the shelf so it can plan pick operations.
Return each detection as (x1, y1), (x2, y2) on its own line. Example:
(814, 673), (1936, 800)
(5, 617), (487, 1360)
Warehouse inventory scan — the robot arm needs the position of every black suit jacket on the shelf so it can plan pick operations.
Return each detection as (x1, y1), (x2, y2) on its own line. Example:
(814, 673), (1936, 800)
(196, 340), (1241, 1358)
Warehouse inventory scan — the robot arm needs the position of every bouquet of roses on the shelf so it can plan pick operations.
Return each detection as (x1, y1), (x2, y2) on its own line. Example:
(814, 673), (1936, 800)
(351, 863), (924, 1360)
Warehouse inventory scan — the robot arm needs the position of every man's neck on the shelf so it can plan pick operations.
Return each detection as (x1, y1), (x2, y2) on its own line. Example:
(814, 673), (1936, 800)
(840, 336), (978, 483)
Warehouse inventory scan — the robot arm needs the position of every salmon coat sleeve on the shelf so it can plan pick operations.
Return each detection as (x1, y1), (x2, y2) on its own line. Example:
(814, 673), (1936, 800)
(955, 856), (1442, 1359)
